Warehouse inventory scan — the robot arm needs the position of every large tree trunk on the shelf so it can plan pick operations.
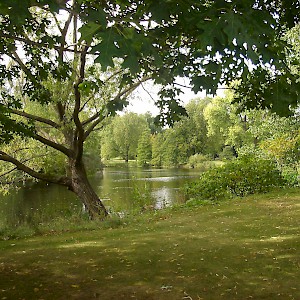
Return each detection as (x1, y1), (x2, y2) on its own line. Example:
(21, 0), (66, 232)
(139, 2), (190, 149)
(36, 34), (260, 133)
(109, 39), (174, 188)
(69, 160), (108, 220)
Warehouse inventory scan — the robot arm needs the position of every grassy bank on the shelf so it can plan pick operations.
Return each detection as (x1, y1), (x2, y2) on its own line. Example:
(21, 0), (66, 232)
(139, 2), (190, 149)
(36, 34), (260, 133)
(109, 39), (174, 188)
(0, 188), (299, 300)
(102, 158), (138, 168)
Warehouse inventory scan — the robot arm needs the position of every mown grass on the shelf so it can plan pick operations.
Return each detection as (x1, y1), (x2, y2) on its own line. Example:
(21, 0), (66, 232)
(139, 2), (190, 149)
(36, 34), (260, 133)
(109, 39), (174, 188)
(0, 188), (299, 300)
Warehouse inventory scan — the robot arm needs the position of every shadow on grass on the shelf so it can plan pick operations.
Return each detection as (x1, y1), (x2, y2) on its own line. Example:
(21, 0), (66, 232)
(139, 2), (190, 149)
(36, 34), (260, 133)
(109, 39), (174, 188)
(0, 189), (299, 299)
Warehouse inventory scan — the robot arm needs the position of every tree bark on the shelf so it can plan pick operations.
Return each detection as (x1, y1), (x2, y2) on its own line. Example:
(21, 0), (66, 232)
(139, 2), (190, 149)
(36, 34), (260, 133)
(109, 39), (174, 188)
(69, 160), (108, 219)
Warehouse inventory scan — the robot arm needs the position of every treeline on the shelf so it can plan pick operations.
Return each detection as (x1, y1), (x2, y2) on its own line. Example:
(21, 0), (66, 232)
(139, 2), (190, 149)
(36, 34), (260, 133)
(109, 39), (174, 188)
(100, 91), (300, 171)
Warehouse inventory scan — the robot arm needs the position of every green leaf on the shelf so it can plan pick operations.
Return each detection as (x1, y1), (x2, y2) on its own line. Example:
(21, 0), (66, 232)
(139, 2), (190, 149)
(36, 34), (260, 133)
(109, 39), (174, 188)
(122, 55), (140, 75)
(93, 28), (122, 70)
(223, 11), (243, 43)
(78, 80), (98, 96)
(196, 18), (227, 49)
(79, 22), (102, 44)
(192, 76), (217, 94)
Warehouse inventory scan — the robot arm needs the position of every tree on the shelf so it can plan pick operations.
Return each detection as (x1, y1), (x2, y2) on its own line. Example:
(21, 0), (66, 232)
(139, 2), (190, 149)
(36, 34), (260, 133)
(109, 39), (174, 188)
(101, 112), (148, 162)
(161, 129), (181, 167)
(235, 20), (300, 115)
(151, 134), (164, 167)
(137, 129), (152, 167)
(0, 0), (298, 218)
(284, 24), (300, 76)
(242, 111), (300, 166)
(260, 133), (300, 167)
(0, 6), (150, 218)
(112, 113), (148, 162)
(100, 120), (118, 161)
(185, 97), (211, 155)
(203, 91), (254, 155)
(162, 119), (201, 165)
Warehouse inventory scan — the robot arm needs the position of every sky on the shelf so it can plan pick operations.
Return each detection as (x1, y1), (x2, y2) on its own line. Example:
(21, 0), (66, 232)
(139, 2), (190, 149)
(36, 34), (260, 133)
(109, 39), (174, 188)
(126, 79), (224, 115)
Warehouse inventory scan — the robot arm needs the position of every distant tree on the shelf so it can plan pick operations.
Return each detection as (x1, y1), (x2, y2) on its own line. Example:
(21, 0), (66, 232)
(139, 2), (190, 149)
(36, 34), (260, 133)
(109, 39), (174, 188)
(203, 91), (255, 156)
(151, 97), (213, 167)
(143, 112), (163, 135)
(166, 120), (199, 164)
(260, 133), (300, 167)
(100, 121), (117, 161)
(151, 134), (164, 167)
(185, 97), (212, 155)
(241, 111), (300, 165)
(102, 113), (148, 162)
(137, 129), (152, 167)
(203, 94), (235, 154)
(161, 129), (182, 167)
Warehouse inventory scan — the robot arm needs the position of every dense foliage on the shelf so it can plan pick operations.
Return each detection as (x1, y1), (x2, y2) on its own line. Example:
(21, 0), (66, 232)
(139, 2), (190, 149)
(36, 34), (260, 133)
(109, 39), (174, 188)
(104, 89), (300, 173)
(184, 157), (287, 201)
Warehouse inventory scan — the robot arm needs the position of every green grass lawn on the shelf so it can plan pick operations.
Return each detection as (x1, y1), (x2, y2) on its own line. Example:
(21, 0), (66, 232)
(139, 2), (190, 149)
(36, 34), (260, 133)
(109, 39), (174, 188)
(0, 188), (299, 300)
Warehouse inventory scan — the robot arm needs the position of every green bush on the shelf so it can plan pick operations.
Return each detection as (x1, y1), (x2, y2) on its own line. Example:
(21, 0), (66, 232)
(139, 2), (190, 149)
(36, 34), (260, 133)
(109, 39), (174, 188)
(184, 157), (287, 201)
(219, 146), (236, 160)
(281, 166), (299, 187)
(187, 154), (221, 171)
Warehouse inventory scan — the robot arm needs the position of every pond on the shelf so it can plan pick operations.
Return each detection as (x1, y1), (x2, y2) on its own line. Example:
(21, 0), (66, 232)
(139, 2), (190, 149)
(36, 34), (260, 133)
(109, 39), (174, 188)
(0, 167), (200, 228)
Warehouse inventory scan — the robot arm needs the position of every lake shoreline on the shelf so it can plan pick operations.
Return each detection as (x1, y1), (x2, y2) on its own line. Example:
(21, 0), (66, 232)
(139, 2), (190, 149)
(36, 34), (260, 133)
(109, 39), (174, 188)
(0, 166), (201, 231)
(0, 187), (298, 240)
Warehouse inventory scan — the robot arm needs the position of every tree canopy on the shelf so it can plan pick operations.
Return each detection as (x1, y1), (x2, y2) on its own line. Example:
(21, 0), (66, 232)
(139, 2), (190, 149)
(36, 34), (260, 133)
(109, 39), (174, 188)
(1, 1), (299, 127)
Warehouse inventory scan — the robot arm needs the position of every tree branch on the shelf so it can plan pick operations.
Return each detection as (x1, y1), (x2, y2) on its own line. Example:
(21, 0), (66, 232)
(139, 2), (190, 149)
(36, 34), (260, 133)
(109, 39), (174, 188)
(50, 11), (64, 34)
(10, 51), (36, 82)
(140, 81), (156, 102)
(0, 166), (18, 179)
(0, 153), (48, 178)
(56, 102), (66, 123)
(81, 107), (105, 127)
(103, 69), (124, 84)
(73, 45), (89, 163)
(0, 32), (84, 55)
(59, 10), (74, 60)
(79, 95), (93, 113)
(9, 109), (60, 129)
(0, 151), (71, 187)
(82, 76), (151, 140)
(113, 75), (152, 102)
(83, 114), (107, 140)
(53, 9), (73, 125)
(33, 133), (72, 157)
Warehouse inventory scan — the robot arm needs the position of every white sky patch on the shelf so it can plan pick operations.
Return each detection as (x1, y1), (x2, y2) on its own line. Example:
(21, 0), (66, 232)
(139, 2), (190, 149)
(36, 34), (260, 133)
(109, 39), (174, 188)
(126, 78), (225, 115)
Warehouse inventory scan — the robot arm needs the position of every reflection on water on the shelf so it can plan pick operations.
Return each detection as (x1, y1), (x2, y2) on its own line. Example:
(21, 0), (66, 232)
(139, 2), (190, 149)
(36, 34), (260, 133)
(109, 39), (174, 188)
(136, 176), (185, 182)
(152, 186), (174, 209)
(0, 167), (200, 227)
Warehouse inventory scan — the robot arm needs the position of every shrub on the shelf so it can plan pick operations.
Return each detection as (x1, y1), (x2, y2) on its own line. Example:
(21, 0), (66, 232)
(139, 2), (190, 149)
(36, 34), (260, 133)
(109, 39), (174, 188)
(187, 153), (222, 171)
(184, 156), (287, 201)
(281, 166), (299, 187)
(237, 144), (266, 159)
(219, 146), (236, 160)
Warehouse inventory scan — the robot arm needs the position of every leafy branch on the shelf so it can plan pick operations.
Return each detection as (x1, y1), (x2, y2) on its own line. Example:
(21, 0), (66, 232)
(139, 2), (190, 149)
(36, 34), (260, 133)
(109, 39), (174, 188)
(9, 109), (60, 129)
(0, 153), (48, 179)
(0, 32), (85, 55)
(33, 133), (72, 157)
(0, 150), (71, 186)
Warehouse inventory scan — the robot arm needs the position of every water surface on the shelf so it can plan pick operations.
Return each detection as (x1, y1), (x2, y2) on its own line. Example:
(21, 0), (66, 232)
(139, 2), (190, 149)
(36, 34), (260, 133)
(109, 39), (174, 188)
(0, 167), (200, 227)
